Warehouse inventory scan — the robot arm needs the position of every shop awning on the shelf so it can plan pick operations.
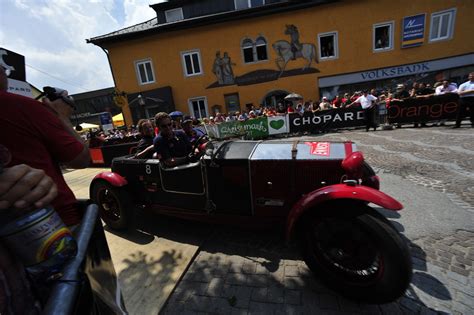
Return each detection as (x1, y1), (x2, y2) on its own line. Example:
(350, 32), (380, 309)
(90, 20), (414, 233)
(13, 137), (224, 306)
(79, 122), (100, 130)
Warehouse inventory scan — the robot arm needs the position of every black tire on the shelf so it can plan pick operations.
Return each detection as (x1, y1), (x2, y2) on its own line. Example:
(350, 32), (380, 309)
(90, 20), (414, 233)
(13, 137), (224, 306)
(299, 207), (412, 304)
(90, 181), (134, 230)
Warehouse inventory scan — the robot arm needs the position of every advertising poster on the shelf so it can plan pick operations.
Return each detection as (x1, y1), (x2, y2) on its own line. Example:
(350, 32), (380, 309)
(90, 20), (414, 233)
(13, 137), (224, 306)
(100, 112), (114, 132)
(288, 109), (366, 133)
(402, 14), (425, 48)
(241, 117), (268, 139)
(267, 115), (288, 135)
(387, 94), (459, 123)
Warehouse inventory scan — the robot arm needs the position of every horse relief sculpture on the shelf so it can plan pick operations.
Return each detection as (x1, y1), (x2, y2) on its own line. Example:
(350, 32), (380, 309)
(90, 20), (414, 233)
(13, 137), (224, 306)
(207, 26), (319, 89)
(272, 25), (317, 76)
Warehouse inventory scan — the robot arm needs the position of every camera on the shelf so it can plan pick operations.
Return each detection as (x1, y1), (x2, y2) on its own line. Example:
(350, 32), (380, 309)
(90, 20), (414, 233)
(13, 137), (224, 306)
(40, 86), (77, 110)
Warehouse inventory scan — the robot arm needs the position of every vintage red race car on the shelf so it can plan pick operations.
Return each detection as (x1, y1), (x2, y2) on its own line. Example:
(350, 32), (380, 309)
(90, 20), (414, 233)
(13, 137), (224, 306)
(90, 139), (412, 303)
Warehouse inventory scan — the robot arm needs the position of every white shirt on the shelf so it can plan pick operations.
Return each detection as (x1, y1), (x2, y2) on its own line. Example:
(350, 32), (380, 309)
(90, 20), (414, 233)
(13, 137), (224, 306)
(458, 80), (474, 98)
(435, 85), (457, 95)
(355, 94), (377, 109)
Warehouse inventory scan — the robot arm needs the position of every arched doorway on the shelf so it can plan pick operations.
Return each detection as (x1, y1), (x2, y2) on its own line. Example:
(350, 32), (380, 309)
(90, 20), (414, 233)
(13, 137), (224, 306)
(261, 89), (290, 107)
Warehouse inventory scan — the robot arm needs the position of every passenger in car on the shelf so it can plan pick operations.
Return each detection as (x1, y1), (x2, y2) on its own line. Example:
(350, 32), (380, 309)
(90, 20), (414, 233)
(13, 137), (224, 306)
(134, 119), (155, 159)
(182, 117), (205, 146)
(153, 112), (193, 167)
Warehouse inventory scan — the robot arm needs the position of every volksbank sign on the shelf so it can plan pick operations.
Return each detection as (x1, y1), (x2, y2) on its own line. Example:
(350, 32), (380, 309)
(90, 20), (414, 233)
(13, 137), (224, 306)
(319, 54), (474, 88)
(360, 63), (429, 80)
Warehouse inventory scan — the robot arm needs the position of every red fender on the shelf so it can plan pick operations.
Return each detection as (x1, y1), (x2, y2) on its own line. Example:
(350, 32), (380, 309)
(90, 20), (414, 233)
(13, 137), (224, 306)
(286, 184), (403, 240)
(91, 172), (128, 187)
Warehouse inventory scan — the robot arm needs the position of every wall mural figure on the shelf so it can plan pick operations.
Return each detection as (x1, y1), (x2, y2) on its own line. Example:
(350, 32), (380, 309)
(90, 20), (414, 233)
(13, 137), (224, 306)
(272, 24), (317, 77)
(212, 51), (235, 85)
(222, 52), (235, 84)
(212, 51), (224, 85)
(207, 28), (319, 89)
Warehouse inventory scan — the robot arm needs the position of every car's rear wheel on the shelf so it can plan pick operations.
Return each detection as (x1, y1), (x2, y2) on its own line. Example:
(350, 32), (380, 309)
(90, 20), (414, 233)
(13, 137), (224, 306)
(299, 207), (412, 304)
(91, 181), (134, 230)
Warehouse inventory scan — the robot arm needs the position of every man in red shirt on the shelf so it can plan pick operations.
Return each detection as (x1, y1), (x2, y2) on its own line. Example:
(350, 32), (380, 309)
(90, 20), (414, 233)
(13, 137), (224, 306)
(0, 65), (90, 226)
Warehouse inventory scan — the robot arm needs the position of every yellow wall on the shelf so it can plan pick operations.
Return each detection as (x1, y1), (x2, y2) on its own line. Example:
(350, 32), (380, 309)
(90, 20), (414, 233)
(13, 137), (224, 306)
(103, 0), (474, 121)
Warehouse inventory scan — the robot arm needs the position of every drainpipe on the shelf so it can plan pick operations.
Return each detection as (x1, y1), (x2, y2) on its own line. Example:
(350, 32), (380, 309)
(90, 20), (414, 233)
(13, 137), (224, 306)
(100, 47), (133, 127)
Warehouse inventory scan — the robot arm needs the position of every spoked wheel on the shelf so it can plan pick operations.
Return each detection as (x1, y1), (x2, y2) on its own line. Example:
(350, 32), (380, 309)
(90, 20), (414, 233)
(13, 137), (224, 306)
(91, 181), (134, 230)
(300, 207), (412, 303)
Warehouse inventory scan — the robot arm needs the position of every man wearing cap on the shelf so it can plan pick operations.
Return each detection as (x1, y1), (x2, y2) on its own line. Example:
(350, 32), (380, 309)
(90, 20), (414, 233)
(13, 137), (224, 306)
(0, 65), (90, 227)
(393, 84), (410, 100)
(392, 84), (410, 128)
(348, 90), (378, 131)
(319, 97), (332, 110)
(182, 117), (206, 145)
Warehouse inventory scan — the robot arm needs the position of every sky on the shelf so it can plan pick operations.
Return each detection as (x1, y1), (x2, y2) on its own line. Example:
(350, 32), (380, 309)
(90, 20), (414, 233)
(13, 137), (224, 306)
(0, 0), (163, 95)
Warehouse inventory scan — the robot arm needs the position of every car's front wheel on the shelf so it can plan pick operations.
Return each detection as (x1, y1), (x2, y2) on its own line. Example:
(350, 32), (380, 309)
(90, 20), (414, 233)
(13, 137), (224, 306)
(91, 181), (134, 230)
(299, 208), (412, 304)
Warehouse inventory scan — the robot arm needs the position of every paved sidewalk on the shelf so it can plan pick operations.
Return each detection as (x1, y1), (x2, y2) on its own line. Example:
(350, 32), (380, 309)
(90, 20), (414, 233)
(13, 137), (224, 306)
(64, 168), (206, 315)
(162, 125), (474, 315)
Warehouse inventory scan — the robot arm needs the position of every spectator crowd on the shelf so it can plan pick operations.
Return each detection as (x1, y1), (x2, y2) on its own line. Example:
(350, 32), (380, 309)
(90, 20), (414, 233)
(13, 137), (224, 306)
(86, 75), (473, 147)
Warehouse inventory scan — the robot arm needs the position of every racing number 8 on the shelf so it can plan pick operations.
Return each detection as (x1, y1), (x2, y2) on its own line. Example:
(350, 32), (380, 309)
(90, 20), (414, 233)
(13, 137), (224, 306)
(145, 164), (152, 175)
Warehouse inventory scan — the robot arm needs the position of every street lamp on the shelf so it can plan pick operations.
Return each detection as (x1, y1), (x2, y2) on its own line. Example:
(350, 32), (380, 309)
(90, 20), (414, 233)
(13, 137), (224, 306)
(137, 94), (146, 106)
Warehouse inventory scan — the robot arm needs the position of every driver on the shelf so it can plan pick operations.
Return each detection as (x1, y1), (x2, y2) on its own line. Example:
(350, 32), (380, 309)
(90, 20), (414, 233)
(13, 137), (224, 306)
(153, 112), (193, 167)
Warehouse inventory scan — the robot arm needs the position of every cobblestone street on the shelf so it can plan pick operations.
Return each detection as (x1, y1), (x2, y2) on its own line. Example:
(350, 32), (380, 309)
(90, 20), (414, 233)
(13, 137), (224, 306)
(162, 125), (474, 315)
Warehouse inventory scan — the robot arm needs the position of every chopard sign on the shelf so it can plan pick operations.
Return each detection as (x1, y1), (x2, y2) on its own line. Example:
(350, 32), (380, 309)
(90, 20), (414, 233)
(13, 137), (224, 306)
(288, 108), (366, 133)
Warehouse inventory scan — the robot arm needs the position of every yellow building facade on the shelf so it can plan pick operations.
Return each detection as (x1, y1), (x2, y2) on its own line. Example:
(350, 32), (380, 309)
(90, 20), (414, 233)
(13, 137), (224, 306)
(89, 0), (474, 125)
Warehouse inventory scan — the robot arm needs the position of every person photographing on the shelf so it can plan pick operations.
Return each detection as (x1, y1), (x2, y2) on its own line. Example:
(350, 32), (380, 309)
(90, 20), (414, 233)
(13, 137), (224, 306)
(0, 65), (90, 227)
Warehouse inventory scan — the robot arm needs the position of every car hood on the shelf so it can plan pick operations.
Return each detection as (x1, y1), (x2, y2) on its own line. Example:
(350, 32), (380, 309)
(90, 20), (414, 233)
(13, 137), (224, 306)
(209, 140), (357, 161)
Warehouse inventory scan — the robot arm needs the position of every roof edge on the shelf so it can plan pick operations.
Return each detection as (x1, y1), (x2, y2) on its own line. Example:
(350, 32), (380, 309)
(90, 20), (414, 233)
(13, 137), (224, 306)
(87, 0), (337, 47)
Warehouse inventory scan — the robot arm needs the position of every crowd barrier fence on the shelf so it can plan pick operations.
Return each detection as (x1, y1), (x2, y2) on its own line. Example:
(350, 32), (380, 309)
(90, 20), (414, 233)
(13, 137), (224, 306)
(204, 94), (461, 140)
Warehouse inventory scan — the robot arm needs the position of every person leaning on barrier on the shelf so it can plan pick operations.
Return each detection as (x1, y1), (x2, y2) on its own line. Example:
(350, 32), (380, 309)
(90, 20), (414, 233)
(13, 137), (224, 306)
(134, 119), (155, 159)
(454, 72), (474, 128)
(391, 84), (410, 128)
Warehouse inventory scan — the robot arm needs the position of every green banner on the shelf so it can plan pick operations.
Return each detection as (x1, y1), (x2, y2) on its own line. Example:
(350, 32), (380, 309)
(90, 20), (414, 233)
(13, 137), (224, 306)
(214, 117), (269, 139)
(241, 117), (269, 139)
(217, 120), (244, 138)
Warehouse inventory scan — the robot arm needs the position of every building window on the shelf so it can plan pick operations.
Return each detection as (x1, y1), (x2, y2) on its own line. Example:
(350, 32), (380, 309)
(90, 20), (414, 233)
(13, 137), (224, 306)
(255, 37), (268, 61)
(135, 59), (155, 85)
(373, 22), (394, 52)
(165, 8), (183, 23)
(189, 97), (208, 119)
(318, 31), (338, 60)
(241, 36), (268, 63)
(181, 50), (202, 77)
(235, 0), (265, 10)
(429, 8), (456, 42)
(242, 39), (254, 63)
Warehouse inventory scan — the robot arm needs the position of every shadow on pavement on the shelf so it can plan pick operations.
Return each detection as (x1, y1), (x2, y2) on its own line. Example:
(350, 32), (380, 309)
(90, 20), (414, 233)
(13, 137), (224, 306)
(104, 208), (215, 246)
(163, 215), (454, 314)
(119, 249), (183, 315)
(397, 230), (452, 314)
